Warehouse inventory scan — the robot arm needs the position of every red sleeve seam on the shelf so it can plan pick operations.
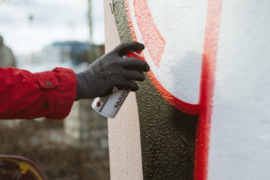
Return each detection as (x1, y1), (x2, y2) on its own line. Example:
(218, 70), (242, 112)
(49, 68), (77, 119)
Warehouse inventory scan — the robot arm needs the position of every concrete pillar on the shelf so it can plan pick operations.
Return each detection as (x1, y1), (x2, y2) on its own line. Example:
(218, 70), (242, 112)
(104, 0), (144, 179)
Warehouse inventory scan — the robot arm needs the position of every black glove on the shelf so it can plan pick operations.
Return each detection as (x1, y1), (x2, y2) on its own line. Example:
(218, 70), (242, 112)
(75, 42), (150, 100)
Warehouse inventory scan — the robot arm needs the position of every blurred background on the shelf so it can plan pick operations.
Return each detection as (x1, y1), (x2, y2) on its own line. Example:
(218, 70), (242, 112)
(0, 0), (109, 179)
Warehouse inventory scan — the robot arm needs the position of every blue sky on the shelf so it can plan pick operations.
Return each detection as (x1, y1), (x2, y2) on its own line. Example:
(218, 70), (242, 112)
(0, 0), (104, 55)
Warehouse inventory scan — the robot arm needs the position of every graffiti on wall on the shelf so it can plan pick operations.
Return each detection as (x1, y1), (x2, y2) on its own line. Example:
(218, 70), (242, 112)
(113, 0), (270, 179)
(127, 1), (223, 178)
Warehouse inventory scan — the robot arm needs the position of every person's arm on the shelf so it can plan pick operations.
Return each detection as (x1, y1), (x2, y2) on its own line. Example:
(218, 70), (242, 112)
(0, 42), (149, 120)
(0, 67), (76, 119)
(75, 42), (149, 99)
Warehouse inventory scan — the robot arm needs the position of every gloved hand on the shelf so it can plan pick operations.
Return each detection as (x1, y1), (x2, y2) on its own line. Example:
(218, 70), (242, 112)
(75, 42), (150, 100)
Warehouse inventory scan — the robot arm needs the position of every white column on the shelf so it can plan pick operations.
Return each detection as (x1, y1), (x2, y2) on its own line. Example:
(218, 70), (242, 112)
(104, 0), (143, 179)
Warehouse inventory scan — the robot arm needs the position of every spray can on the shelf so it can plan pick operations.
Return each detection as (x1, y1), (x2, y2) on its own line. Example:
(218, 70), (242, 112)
(92, 51), (143, 119)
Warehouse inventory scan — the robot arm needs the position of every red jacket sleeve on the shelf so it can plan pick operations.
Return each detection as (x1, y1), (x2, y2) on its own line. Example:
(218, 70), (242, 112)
(0, 67), (77, 120)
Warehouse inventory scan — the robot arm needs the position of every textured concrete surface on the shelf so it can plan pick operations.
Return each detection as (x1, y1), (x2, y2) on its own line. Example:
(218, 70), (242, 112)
(114, 1), (270, 180)
(137, 76), (198, 180)
(208, 1), (270, 179)
(113, 0), (198, 179)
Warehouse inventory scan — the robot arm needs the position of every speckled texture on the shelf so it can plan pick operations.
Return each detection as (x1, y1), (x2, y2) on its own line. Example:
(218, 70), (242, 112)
(137, 75), (198, 180)
(113, 0), (134, 43)
(113, 1), (198, 179)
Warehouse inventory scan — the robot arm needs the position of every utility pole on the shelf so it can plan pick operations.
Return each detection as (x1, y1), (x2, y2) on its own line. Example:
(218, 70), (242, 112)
(88, 0), (93, 44)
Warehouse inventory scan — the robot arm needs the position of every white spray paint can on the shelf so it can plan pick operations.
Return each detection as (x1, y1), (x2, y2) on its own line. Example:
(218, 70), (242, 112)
(92, 90), (130, 119)
(92, 51), (143, 119)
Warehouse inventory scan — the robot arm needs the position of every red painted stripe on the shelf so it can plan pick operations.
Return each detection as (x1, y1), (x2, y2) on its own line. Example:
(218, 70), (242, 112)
(133, 0), (166, 68)
(148, 70), (200, 115)
(194, 0), (223, 180)
(125, 0), (138, 42)
(126, 0), (223, 179)
(124, 0), (200, 115)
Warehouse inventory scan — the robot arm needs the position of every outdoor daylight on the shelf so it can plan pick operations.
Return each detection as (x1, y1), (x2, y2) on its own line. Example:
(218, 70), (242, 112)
(1, 0), (270, 180)
(0, 0), (109, 180)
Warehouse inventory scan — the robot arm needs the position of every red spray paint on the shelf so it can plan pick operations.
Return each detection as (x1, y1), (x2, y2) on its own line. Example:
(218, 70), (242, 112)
(133, 0), (166, 68)
(194, 0), (223, 179)
(125, 0), (223, 179)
